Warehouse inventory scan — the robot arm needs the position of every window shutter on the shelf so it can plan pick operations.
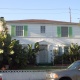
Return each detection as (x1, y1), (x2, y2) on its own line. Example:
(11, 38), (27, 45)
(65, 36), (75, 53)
(57, 26), (61, 37)
(68, 27), (72, 37)
(11, 25), (16, 36)
(24, 25), (28, 36)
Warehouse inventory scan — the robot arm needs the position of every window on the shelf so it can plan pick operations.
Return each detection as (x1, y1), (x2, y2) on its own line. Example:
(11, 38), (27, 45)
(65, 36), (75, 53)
(16, 26), (23, 36)
(61, 27), (68, 37)
(57, 26), (72, 37)
(40, 26), (45, 33)
(64, 46), (69, 54)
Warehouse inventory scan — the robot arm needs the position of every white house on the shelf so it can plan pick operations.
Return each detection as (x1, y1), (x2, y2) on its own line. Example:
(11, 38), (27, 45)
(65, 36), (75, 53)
(6, 19), (80, 64)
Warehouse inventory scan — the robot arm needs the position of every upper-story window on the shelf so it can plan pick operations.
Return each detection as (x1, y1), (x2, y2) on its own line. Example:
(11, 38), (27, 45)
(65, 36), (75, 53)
(11, 25), (28, 37)
(40, 26), (45, 33)
(16, 26), (23, 36)
(57, 26), (72, 37)
(61, 27), (68, 37)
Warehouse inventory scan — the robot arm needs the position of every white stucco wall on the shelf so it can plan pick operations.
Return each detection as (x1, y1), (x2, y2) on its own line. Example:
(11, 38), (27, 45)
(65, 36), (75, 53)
(27, 24), (57, 37)
(72, 25), (80, 38)
(7, 22), (80, 63)
(8, 23), (80, 38)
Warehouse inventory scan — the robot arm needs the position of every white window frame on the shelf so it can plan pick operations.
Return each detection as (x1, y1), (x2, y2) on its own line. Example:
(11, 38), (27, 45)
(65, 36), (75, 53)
(16, 25), (24, 36)
(40, 26), (45, 33)
(61, 26), (68, 37)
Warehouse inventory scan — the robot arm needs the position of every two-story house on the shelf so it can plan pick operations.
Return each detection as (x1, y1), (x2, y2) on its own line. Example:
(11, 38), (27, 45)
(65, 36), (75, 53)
(6, 19), (79, 64)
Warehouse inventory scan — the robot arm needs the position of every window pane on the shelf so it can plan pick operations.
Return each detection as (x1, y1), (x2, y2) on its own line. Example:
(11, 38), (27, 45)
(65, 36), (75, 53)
(61, 27), (68, 37)
(41, 26), (45, 33)
(16, 26), (23, 36)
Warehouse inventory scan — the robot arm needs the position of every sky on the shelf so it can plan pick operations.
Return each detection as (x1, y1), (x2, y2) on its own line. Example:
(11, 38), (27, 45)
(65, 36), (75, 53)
(0, 0), (80, 23)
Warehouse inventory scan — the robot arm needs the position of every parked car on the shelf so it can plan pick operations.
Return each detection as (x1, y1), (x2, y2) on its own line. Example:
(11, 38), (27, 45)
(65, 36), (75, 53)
(46, 60), (80, 80)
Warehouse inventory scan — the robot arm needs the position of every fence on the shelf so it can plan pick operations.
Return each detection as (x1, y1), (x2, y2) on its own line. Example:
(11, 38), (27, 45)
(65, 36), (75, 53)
(0, 70), (47, 80)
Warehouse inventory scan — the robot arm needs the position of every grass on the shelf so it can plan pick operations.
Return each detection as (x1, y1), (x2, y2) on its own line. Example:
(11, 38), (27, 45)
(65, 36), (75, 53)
(23, 66), (68, 70)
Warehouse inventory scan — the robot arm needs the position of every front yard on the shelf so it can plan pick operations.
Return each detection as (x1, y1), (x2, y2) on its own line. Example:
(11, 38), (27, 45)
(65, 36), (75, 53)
(23, 65), (68, 70)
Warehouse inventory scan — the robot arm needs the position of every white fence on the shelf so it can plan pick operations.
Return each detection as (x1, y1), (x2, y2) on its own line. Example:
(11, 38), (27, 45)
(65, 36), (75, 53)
(0, 70), (47, 80)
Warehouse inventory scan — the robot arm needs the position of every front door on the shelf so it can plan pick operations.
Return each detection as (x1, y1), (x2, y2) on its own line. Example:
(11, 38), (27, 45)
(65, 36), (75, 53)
(38, 45), (48, 63)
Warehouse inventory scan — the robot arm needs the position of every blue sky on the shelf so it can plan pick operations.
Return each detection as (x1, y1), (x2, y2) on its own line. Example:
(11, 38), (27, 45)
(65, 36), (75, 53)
(0, 0), (80, 22)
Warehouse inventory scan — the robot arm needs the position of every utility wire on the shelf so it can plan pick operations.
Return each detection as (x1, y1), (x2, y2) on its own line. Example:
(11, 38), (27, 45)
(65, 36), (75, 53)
(0, 12), (68, 14)
(0, 8), (80, 11)
(72, 9), (80, 11)
(0, 8), (69, 10)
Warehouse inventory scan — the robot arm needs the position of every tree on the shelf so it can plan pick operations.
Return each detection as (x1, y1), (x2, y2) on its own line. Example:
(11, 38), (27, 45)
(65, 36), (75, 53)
(0, 17), (28, 69)
(0, 17), (12, 68)
(9, 39), (28, 69)
(0, 17), (40, 69)
(27, 42), (39, 65)
(68, 43), (80, 63)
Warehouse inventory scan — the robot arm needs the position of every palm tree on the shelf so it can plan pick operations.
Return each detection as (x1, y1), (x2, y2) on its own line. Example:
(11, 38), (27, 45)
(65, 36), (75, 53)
(68, 43), (80, 63)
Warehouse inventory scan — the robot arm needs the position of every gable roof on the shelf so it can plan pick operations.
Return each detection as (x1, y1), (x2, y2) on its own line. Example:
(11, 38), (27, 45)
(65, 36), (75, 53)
(7, 19), (78, 25)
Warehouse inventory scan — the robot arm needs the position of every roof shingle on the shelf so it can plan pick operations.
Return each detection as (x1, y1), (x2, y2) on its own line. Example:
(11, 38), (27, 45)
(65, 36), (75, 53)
(7, 19), (78, 25)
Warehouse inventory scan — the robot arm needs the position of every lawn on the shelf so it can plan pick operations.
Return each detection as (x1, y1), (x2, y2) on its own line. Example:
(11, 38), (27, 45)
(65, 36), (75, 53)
(23, 66), (68, 70)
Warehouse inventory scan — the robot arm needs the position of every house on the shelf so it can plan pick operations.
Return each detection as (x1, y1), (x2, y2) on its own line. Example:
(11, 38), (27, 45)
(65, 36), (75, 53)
(6, 19), (80, 64)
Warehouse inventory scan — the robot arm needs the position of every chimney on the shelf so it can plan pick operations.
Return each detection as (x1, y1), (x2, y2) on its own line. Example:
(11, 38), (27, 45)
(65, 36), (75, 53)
(0, 17), (4, 19)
